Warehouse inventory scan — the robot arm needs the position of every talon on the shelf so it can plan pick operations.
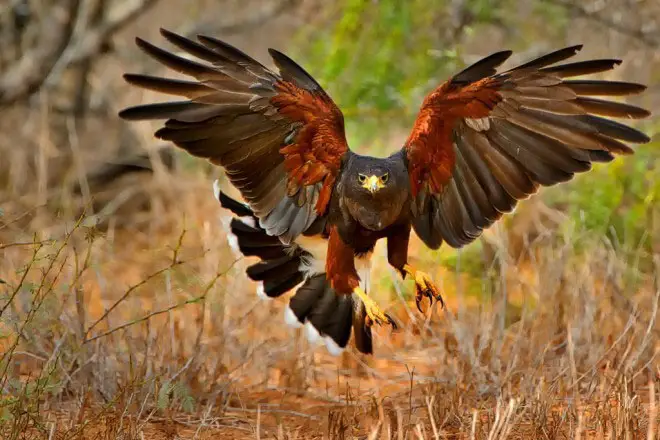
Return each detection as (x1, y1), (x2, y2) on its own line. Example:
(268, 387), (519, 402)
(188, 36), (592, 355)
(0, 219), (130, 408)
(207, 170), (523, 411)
(405, 264), (444, 314)
(435, 290), (445, 309)
(415, 295), (424, 314)
(385, 313), (398, 330)
(353, 286), (395, 328)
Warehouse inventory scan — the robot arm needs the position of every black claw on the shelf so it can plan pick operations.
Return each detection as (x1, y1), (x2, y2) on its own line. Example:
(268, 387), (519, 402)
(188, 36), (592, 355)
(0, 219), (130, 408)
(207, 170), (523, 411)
(364, 313), (398, 329)
(435, 292), (445, 309)
(415, 285), (445, 314)
(415, 295), (424, 313)
(385, 313), (398, 330)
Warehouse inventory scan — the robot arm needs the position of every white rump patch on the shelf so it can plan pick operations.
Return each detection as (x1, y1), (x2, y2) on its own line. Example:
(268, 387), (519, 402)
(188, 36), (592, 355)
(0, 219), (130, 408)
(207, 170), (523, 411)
(465, 117), (491, 132)
(212, 179), (221, 202)
(284, 305), (302, 328)
(256, 283), (272, 301)
(220, 215), (241, 258)
(323, 336), (344, 356)
(215, 180), (256, 228)
(239, 216), (256, 228)
(225, 231), (241, 258)
(295, 235), (328, 277)
(304, 321), (322, 345)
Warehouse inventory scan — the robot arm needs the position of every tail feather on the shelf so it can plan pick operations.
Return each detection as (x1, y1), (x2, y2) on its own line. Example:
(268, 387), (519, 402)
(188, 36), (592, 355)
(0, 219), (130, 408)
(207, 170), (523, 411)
(262, 272), (305, 299)
(217, 188), (372, 355)
(228, 218), (287, 260)
(288, 274), (363, 354)
(288, 275), (326, 323)
(352, 302), (373, 355)
(228, 218), (261, 234)
(246, 255), (300, 280)
(246, 255), (305, 299)
(217, 187), (255, 218)
(310, 293), (353, 352)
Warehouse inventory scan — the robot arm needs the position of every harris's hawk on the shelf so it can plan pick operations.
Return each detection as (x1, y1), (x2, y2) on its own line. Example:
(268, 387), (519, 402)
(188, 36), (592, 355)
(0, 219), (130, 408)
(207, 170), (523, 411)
(120, 29), (650, 355)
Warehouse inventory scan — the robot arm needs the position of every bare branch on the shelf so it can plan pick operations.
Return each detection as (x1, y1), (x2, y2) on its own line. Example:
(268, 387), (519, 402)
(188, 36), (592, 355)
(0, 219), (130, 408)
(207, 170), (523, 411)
(45, 0), (161, 85)
(0, 0), (81, 106)
(0, 0), (161, 106)
(84, 258), (240, 344)
(73, 0), (109, 119)
(185, 0), (301, 37)
(542, 0), (660, 47)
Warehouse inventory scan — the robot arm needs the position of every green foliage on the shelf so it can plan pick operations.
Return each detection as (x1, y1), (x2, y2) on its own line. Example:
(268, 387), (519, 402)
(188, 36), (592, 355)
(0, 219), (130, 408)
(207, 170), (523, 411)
(294, 0), (464, 147)
(293, 0), (657, 275)
(440, 240), (485, 278)
(157, 380), (195, 413)
(544, 130), (660, 269)
(529, 2), (570, 40)
(291, 0), (573, 151)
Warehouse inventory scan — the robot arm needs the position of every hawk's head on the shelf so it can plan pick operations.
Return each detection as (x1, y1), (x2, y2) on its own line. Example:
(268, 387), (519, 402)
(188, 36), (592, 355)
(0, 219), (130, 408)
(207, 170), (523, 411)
(339, 154), (409, 231)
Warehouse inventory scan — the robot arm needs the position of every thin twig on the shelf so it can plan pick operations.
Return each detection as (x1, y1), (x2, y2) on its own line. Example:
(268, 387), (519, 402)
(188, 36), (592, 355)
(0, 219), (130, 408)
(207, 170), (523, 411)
(84, 228), (191, 337)
(84, 259), (186, 337)
(542, 0), (660, 47)
(185, 0), (300, 37)
(45, 0), (161, 84)
(0, 237), (43, 319)
(0, 0), (81, 106)
(84, 258), (240, 343)
(0, 240), (54, 250)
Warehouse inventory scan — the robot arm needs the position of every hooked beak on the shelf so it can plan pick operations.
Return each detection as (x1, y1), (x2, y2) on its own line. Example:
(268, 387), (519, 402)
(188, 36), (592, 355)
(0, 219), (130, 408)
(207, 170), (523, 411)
(362, 175), (383, 193)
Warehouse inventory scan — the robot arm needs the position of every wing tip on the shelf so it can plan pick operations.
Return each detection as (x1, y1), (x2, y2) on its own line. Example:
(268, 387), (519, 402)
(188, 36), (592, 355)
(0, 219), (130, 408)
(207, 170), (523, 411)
(159, 27), (191, 46)
(638, 133), (652, 144)
(268, 48), (289, 67)
(134, 36), (149, 49)
(153, 126), (168, 139)
(117, 106), (138, 121)
(196, 34), (216, 46)
(634, 83), (648, 93)
(197, 33), (230, 47)
(134, 36), (164, 57)
(160, 27), (191, 44)
(267, 47), (282, 57)
(122, 73), (144, 86)
(568, 44), (584, 53)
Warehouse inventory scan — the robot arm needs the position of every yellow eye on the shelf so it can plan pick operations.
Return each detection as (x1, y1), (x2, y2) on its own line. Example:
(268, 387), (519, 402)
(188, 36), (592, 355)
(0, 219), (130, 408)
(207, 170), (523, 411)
(380, 173), (389, 184)
(358, 174), (367, 184)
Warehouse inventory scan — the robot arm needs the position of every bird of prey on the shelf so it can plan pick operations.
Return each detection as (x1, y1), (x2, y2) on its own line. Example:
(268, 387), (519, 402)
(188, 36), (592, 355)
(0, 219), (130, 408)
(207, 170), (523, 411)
(120, 29), (650, 355)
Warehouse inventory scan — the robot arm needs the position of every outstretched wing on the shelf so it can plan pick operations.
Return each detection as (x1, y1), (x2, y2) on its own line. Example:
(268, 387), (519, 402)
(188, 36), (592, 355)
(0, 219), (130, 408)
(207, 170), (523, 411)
(404, 46), (650, 249)
(119, 29), (349, 243)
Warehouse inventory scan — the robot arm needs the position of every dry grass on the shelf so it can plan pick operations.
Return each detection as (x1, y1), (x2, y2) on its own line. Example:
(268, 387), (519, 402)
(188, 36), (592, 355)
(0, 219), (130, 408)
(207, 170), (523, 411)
(1, 1), (659, 438)
(1, 164), (659, 439)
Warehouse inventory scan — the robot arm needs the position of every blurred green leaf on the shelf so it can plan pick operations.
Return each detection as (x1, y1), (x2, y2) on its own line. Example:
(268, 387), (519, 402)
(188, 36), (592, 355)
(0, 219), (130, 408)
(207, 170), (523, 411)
(157, 381), (172, 410)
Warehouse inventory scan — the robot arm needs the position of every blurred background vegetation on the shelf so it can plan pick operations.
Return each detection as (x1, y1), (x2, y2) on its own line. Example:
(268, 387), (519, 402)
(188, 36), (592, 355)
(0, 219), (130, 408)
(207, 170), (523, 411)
(0, 0), (657, 268)
(1, 0), (659, 437)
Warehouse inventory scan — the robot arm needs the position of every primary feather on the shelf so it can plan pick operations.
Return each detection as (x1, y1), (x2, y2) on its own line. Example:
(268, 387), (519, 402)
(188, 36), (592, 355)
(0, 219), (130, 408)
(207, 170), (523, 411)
(121, 34), (650, 355)
(404, 46), (650, 249)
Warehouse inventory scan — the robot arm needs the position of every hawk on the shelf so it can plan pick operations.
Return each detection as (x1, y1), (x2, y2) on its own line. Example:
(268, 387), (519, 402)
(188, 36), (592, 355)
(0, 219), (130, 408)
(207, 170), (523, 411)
(120, 29), (650, 355)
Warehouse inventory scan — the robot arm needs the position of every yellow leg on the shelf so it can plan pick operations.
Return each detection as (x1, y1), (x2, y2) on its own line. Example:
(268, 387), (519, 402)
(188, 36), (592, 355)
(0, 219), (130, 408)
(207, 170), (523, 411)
(403, 264), (445, 313)
(352, 287), (396, 328)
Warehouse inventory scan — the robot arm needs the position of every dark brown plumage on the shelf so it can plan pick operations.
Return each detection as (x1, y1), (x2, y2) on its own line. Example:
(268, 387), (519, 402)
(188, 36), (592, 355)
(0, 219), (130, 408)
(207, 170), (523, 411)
(120, 30), (650, 355)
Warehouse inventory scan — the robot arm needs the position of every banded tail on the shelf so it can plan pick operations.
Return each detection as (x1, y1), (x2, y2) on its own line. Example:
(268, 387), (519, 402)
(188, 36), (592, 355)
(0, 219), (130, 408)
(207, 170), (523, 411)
(214, 181), (372, 355)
